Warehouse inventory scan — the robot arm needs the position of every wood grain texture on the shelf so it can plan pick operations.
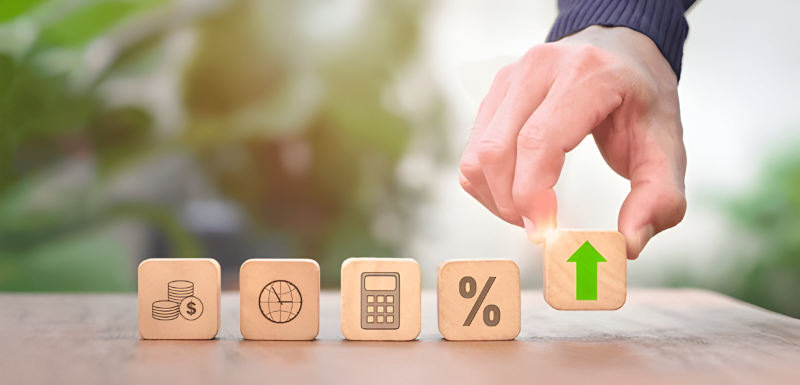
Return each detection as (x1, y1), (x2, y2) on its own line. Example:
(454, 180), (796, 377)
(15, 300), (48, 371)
(437, 260), (520, 340)
(239, 259), (319, 340)
(138, 258), (221, 339)
(544, 230), (626, 310)
(1, 290), (800, 384)
(340, 258), (420, 341)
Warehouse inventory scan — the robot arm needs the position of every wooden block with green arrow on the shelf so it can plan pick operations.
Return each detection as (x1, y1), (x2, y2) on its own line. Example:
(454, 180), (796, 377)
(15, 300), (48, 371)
(543, 230), (626, 310)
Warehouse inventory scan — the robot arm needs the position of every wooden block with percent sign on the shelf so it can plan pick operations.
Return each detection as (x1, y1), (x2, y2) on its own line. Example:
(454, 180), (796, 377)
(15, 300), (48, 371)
(138, 258), (221, 340)
(437, 260), (520, 341)
(543, 230), (627, 310)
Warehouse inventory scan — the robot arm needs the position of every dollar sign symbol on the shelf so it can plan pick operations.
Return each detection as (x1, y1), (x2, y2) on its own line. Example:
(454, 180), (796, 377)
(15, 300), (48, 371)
(187, 301), (196, 316)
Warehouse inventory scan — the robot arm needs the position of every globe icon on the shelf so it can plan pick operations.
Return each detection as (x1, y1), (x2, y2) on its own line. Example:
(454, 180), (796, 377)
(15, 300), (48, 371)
(259, 280), (302, 323)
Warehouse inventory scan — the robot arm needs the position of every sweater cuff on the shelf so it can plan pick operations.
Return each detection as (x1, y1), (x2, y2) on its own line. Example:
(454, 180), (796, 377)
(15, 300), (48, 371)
(546, 0), (690, 80)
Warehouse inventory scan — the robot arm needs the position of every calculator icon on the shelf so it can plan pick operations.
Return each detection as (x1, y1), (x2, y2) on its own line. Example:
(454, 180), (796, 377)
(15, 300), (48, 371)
(361, 272), (400, 330)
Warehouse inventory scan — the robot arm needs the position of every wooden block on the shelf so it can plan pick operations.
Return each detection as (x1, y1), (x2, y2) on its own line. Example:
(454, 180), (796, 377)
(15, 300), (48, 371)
(543, 230), (626, 310)
(340, 258), (421, 341)
(437, 260), (520, 341)
(239, 259), (320, 340)
(138, 258), (221, 340)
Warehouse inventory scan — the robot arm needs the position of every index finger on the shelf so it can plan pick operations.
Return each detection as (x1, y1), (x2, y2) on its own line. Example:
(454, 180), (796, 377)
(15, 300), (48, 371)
(511, 75), (623, 243)
(459, 65), (515, 219)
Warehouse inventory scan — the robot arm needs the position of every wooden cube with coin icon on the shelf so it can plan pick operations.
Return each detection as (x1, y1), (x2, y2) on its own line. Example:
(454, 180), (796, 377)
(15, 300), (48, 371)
(340, 258), (420, 341)
(138, 258), (221, 340)
(239, 259), (320, 340)
(543, 230), (627, 310)
(437, 259), (520, 341)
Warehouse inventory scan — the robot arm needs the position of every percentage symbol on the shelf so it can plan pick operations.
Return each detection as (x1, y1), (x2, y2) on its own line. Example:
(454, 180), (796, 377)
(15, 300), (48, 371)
(459, 276), (500, 327)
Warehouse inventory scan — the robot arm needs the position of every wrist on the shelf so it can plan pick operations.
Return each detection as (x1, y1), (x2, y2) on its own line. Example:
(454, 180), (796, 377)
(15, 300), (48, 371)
(558, 26), (677, 86)
(546, 0), (689, 80)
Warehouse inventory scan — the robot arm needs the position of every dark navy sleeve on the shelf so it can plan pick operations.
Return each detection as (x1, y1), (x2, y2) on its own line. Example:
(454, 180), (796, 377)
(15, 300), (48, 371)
(546, 0), (697, 80)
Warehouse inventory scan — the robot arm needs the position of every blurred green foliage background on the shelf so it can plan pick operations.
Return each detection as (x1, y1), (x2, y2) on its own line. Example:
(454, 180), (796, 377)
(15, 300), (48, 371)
(666, 145), (800, 318)
(0, 0), (447, 290)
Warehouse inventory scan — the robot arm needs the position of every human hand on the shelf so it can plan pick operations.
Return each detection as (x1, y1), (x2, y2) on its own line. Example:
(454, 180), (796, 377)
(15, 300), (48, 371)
(458, 26), (687, 259)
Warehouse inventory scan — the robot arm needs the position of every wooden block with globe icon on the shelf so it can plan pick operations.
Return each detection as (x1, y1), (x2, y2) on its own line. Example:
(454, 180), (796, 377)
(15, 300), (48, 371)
(239, 259), (320, 340)
(340, 258), (421, 341)
(138, 258), (221, 340)
(543, 230), (627, 310)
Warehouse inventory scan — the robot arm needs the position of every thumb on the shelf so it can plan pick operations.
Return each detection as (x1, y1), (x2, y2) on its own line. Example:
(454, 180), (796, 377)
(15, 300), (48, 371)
(615, 110), (687, 260)
(618, 175), (686, 260)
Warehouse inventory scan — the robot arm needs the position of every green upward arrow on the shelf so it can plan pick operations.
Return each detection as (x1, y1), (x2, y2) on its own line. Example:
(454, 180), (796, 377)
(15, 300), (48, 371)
(567, 241), (607, 300)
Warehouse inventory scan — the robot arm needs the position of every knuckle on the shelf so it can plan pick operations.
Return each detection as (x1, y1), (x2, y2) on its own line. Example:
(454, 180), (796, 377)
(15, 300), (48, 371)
(476, 139), (508, 163)
(458, 152), (483, 180)
(458, 175), (474, 194)
(511, 184), (529, 204)
(666, 190), (688, 222)
(527, 43), (558, 58)
(494, 64), (515, 82)
(495, 204), (521, 223)
(573, 44), (609, 65)
(564, 44), (618, 81)
(652, 185), (688, 230)
(520, 44), (557, 71)
(516, 125), (549, 151)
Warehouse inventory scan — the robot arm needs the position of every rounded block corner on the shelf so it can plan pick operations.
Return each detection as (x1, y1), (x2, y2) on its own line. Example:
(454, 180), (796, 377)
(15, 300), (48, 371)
(240, 258), (257, 269)
(302, 259), (321, 271)
(307, 325), (320, 341)
(437, 260), (453, 273)
(200, 258), (221, 272)
(137, 258), (156, 272)
(610, 294), (627, 310)
(543, 292), (565, 311)
(408, 327), (421, 341)
(340, 258), (358, 273)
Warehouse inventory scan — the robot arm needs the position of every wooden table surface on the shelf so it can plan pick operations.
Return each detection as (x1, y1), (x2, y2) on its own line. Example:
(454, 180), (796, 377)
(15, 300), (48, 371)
(2, 289), (799, 384)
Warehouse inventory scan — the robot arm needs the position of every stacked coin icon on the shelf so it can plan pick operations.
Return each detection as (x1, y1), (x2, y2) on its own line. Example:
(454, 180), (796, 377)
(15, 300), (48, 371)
(152, 280), (203, 321)
(168, 281), (194, 303)
(152, 300), (180, 320)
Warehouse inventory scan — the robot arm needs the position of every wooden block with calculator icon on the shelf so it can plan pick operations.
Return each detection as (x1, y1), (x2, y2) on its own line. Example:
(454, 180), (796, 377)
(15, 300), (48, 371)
(361, 272), (400, 329)
(138, 258), (221, 340)
(239, 259), (320, 341)
(543, 230), (627, 310)
(340, 258), (420, 341)
(437, 260), (520, 341)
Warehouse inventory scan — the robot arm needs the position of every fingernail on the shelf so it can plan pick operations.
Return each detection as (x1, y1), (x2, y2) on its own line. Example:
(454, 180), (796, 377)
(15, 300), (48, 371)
(523, 217), (548, 244)
(522, 217), (537, 242)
